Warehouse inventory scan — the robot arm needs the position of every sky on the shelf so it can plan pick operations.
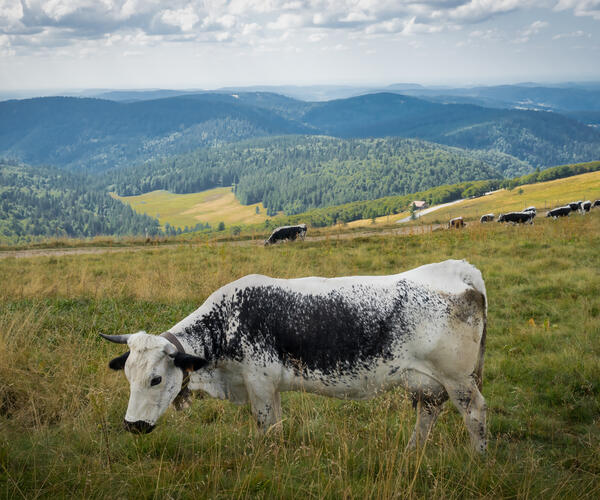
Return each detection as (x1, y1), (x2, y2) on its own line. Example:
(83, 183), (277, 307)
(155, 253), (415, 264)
(0, 0), (599, 92)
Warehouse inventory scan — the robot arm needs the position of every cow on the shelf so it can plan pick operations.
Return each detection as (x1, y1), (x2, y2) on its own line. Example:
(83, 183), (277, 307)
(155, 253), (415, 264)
(264, 224), (307, 245)
(581, 200), (592, 212)
(448, 217), (465, 228)
(546, 206), (571, 218)
(593, 200), (600, 209)
(568, 201), (582, 212)
(497, 211), (535, 224)
(480, 214), (494, 223)
(523, 206), (536, 214)
(101, 260), (488, 453)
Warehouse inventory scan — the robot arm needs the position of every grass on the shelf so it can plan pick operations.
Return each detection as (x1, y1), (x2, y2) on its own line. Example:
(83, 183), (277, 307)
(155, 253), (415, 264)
(1, 212), (599, 498)
(113, 187), (268, 229)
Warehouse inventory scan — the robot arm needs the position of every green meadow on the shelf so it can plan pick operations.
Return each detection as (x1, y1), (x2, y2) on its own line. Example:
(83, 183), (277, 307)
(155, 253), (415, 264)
(1, 210), (599, 498)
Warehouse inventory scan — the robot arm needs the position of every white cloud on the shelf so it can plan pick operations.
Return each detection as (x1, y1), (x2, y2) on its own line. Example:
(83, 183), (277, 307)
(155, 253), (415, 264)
(555, 0), (600, 20)
(552, 29), (591, 39)
(160, 6), (199, 32)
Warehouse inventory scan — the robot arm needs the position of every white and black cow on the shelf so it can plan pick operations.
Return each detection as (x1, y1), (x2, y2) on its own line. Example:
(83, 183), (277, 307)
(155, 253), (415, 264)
(593, 200), (600, 209)
(264, 224), (307, 245)
(480, 214), (494, 223)
(497, 211), (535, 224)
(546, 206), (571, 218)
(568, 201), (582, 212)
(581, 200), (592, 212)
(101, 260), (488, 453)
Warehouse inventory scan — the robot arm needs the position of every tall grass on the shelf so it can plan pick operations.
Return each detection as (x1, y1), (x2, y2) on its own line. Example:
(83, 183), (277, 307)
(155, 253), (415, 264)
(1, 214), (599, 498)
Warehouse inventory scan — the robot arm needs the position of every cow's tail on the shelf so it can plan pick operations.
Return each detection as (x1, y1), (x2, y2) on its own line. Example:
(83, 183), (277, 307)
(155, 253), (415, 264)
(474, 312), (487, 391)
(460, 261), (487, 391)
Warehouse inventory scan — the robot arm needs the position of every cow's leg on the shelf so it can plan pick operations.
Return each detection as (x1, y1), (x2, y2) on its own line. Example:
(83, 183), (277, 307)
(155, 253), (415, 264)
(445, 380), (487, 454)
(407, 397), (443, 450)
(246, 382), (282, 431)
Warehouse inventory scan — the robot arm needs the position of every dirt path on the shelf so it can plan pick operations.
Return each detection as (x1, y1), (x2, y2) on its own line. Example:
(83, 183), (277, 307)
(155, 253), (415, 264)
(0, 225), (442, 259)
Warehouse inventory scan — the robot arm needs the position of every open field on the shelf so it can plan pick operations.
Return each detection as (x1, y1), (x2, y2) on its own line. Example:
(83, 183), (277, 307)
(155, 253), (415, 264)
(113, 187), (268, 229)
(411, 170), (600, 226)
(1, 212), (599, 498)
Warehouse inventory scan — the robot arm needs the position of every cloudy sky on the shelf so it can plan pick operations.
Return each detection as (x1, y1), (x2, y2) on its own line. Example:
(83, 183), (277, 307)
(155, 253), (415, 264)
(1, 0), (599, 92)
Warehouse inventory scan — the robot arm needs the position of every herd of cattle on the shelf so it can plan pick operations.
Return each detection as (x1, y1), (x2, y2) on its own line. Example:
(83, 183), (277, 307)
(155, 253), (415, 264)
(449, 199), (600, 228)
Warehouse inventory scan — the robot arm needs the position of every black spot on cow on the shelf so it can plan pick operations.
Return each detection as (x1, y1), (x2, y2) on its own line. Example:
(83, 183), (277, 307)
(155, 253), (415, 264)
(179, 281), (449, 376)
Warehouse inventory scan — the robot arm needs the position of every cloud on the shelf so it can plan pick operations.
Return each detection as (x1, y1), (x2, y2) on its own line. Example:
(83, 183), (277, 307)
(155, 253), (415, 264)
(555, 0), (600, 20)
(514, 19), (548, 43)
(0, 0), (594, 56)
(552, 29), (591, 39)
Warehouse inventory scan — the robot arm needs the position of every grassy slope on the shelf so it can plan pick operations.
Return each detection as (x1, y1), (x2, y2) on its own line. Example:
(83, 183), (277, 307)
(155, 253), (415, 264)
(113, 187), (267, 228)
(1, 214), (599, 498)
(412, 169), (600, 225)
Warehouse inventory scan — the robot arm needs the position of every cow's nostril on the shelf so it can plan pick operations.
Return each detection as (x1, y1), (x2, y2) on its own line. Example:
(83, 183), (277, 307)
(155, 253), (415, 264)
(123, 419), (155, 434)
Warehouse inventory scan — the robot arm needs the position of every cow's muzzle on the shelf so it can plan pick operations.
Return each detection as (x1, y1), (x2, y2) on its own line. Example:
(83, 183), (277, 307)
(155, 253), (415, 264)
(123, 419), (155, 434)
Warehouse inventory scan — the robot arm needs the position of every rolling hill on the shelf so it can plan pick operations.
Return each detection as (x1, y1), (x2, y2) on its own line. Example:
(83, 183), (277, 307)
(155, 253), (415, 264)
(2, 91), (599, 173)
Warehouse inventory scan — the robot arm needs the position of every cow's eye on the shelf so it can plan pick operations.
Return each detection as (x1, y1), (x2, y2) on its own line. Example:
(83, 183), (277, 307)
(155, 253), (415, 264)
(150, 376), (162, 387)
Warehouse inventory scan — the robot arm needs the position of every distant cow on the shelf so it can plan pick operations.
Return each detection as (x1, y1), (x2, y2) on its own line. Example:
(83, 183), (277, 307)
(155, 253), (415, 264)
(523, 206), (536, 214)
(497, 211), (535, 224)
(546, 206), (571, 218)
(592, 200), (600, 208)
(449, 217), (465, 228)
(480, 214), (494, 223)
(568, 201), (582, 212)
(581, 200), (592, 212)
(264, 224), (307, 245)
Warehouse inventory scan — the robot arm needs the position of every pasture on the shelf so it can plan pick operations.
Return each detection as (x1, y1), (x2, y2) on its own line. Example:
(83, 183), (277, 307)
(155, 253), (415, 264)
(414, 170), (600, 226)
(1, 214), (599, 498)
(113, 187), (267, 229)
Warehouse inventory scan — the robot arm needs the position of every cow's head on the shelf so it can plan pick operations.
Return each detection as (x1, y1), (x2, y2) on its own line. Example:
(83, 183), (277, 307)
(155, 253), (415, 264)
(100, 331), (207, 433)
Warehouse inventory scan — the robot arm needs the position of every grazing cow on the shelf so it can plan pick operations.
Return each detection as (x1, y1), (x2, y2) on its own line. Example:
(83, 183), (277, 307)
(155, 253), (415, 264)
(581, 200), (592, 212)
(264, 224), (307, 245)
(568, 201), (582, 212)
(546, 206), (571, 218)
(497, 211), (535, 224)
(448, 217), (465, 228)
(480, 214), (494, 223)
(101, 260), (489, 453)
(593, 200), (600, 209)
(523, 206), (536, 214)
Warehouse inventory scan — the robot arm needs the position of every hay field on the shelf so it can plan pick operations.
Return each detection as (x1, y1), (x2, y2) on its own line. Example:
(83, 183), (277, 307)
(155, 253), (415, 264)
(113, 187), (267, 229)
(1, 213), (599, 498)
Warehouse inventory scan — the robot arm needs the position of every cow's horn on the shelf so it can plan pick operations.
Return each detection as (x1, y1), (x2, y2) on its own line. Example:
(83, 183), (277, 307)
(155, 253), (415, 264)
(99, 333), (132, 344)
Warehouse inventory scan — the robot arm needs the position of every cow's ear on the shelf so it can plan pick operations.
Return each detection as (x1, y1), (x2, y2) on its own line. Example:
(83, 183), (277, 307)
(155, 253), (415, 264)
(109, 351), (130, 370)
(173, 353), (208, 372)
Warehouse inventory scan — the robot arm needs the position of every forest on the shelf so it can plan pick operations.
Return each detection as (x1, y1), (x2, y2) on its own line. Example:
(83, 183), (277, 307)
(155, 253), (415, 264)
(104, 136), (516, 215)
(0, 161), (163, 241)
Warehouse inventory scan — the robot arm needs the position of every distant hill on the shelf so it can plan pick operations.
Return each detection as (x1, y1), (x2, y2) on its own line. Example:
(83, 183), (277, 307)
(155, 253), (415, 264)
(1, 91), (599, 173)
(0, 94), (310, 172)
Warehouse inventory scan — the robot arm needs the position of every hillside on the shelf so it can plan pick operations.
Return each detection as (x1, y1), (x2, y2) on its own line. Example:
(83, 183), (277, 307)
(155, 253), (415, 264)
(2, 92), (599, 172)
(410, 170), (600, 225)
(105, 136), (506, 215)
(0, 160), (162, 242)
